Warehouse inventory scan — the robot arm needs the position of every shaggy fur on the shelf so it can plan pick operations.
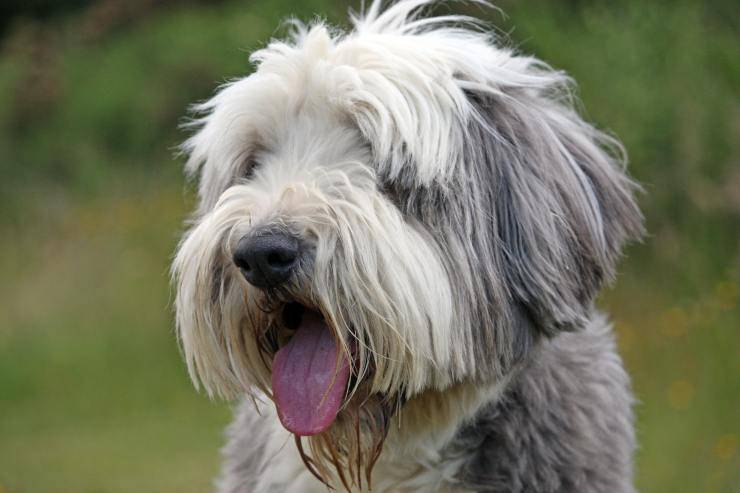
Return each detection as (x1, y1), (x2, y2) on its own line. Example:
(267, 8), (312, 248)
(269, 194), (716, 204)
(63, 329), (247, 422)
(172, 1), (644, 492)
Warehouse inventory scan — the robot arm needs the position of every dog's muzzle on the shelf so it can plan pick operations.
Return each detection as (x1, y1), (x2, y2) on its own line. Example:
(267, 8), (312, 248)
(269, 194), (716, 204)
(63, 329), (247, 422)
(233, 228), (300, 288)
(232, 228), (352, 437)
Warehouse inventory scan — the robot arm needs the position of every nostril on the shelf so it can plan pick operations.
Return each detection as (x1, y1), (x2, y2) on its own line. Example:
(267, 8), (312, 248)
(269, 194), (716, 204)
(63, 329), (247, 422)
(267, 250), (296, 268)
(232, 246), (251, 272)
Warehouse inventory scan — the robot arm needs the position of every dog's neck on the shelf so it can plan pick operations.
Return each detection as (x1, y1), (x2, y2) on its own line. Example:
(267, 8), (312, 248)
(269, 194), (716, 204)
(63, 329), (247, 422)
(384, 378), (510, 459)
(355, 379), (508, 493)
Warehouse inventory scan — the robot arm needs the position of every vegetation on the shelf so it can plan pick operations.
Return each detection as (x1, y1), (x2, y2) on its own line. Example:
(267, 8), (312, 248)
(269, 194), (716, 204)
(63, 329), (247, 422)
(1, 0), (737, 491)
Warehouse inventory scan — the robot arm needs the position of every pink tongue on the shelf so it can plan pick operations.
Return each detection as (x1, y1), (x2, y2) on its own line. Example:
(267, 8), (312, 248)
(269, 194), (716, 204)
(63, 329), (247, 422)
(272, 310), (350, 436)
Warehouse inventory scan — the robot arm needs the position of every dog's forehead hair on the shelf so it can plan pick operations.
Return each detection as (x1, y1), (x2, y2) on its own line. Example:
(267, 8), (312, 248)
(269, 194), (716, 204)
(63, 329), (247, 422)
(184, 23), (496, 211)
(257, 112), (370, 173)
(192, 106), (370, 211)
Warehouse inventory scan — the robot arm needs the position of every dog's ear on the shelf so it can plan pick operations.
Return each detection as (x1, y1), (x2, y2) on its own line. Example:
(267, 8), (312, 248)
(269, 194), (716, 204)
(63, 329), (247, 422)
(466, 89), (644, 336)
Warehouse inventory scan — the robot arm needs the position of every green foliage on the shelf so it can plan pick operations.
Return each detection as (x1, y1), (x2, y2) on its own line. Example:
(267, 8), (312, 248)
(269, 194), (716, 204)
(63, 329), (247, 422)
(0, 1), (737, 492)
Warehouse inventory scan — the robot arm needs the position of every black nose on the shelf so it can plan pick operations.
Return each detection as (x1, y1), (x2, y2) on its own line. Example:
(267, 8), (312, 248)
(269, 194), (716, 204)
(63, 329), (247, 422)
(233, 230), (300, 288)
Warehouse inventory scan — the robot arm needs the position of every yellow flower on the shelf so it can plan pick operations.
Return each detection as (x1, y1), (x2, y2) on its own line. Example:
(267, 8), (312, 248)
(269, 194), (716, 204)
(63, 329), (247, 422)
(667, 380), (695, 410)
(713, 434), (737, 461)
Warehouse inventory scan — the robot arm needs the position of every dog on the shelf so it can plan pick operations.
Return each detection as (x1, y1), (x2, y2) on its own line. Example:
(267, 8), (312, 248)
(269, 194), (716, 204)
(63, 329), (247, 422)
(172, 1), (645, 491)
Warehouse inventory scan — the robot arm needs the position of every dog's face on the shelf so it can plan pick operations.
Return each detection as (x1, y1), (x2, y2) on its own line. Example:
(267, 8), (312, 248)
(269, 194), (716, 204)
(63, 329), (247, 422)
(173, 0), (643, 485)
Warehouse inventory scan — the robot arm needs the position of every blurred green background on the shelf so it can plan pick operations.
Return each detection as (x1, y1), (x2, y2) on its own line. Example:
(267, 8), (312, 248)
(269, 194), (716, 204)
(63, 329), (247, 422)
(0, 0), (737, 491)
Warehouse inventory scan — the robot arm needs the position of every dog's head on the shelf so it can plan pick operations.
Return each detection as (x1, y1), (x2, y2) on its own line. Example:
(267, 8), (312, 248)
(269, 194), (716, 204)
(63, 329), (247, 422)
(173, 0), (643, 486)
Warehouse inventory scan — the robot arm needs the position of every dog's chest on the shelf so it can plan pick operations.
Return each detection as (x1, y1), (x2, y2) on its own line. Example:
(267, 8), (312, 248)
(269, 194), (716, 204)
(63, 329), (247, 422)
(258, 437), (472, 493)
(369, 452), (475, 493)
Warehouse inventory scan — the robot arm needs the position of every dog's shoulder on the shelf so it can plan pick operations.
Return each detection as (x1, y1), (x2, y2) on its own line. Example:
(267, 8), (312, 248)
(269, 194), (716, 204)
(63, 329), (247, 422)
(446, 313), (637, 493)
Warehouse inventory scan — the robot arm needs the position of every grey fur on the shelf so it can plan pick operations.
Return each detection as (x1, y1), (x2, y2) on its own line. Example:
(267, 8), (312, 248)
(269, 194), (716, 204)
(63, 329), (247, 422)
(383, 85), (643, 383)
(445, 313), (636, 493)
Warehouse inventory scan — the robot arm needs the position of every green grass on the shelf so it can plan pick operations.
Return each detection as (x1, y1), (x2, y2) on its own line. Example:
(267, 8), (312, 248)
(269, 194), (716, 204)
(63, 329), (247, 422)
(0, 0), (738, 492)
(0, 180), (231, 492)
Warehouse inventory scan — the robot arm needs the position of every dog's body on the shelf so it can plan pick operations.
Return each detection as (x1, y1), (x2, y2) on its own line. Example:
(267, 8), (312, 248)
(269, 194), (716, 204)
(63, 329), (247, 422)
(173, 2), (643, 492)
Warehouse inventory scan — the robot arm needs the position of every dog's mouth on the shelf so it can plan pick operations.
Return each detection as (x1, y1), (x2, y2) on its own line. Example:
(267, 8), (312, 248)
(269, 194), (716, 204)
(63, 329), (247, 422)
(271, 302), (351, 436)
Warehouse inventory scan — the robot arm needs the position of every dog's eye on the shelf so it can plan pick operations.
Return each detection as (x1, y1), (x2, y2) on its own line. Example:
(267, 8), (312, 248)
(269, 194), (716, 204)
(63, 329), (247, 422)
(242, 159), (258, 180)
(235, 154), (262, 183)
(239, 144), (268, 181)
